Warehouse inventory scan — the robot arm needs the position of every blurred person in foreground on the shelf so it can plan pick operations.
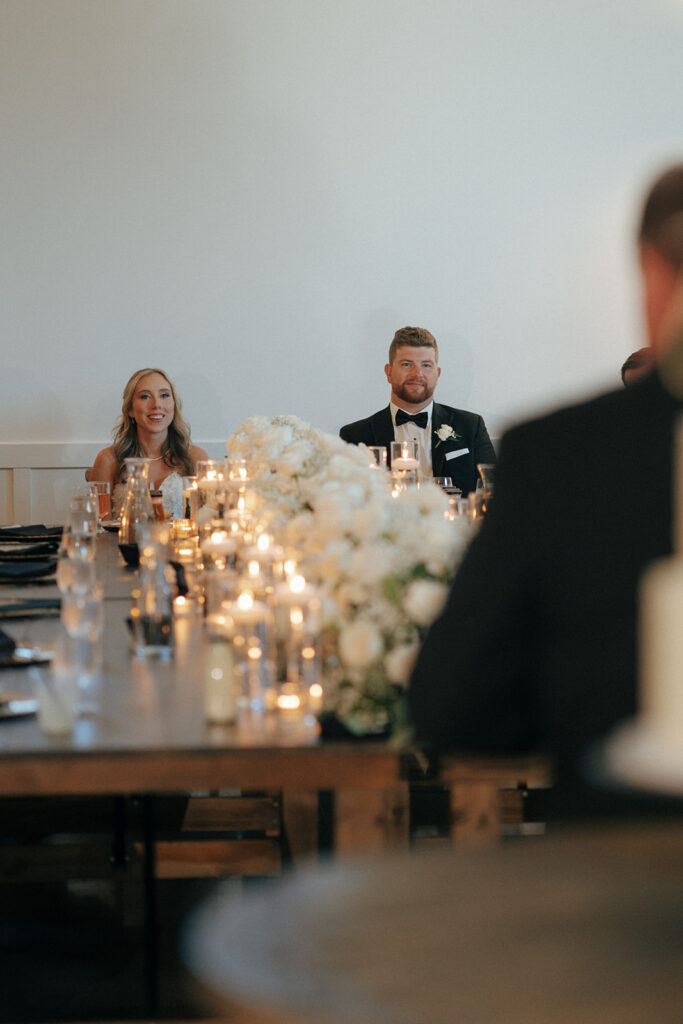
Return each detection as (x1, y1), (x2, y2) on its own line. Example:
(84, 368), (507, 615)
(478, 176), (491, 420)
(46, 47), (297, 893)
(409, 163), (683, 820)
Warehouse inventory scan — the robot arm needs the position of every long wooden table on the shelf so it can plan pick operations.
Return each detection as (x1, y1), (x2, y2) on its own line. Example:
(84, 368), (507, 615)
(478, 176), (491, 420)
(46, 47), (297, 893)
(0, 531), (552, 1016)
(0, 531), (551, 848)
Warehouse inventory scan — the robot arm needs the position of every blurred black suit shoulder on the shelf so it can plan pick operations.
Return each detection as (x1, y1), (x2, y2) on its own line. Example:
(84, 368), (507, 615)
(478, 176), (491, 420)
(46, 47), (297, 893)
(408, 371), (683, 818)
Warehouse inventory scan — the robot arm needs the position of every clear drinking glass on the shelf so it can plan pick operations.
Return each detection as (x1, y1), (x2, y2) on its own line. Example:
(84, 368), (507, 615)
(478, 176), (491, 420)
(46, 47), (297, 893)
(61, 585), (104, 641)
(89, 481), (112, 522)
(66, 506), (97, 560)
(477, 463), (495, 497)
(366, 446), (388, 470)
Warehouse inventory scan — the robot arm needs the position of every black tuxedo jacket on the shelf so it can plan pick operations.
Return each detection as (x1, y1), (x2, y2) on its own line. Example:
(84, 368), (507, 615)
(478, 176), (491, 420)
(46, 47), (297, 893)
(339, 402), (496, 495)
(408, 372), (683, 820)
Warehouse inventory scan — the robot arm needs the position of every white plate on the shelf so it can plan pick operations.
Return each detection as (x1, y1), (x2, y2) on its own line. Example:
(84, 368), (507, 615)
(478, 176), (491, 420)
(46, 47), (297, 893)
(0, 693), (38, 719)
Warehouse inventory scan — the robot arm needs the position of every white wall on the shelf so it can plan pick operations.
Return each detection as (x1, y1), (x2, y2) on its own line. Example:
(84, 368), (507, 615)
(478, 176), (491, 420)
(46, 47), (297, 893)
(2, 0), (683, 460)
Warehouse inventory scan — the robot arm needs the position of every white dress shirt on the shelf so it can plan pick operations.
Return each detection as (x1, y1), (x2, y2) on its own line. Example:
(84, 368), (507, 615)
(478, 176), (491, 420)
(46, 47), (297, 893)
(390, 401), (433, 480)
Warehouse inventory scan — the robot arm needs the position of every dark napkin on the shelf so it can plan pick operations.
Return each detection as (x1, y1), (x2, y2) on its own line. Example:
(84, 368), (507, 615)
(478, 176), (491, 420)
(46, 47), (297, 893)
(0, 560), (56, 582)
(0, 525), (63, 542)
(0, 627), (16, 657)
(0, 598), (61, 619)
(0, 542), (61, 561)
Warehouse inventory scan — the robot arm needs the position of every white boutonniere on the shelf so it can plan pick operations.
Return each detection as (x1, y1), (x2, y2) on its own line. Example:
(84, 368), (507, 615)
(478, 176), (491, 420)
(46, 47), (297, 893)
(433, 424), (462, 448)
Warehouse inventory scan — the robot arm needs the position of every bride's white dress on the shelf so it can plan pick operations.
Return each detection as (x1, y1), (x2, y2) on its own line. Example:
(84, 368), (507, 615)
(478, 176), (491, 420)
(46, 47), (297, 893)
(112, 472), (184, 521)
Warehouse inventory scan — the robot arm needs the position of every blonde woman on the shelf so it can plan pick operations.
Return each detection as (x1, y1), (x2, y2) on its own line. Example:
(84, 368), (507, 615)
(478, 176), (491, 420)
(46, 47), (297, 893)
(90, 368), (208, 519)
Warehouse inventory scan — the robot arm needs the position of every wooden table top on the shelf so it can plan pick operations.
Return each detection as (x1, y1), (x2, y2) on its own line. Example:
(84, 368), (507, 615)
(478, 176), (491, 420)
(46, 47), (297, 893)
(0, 532), (407, 796)
(0, 533), (552, 804)
(186, 820), (683, 1024)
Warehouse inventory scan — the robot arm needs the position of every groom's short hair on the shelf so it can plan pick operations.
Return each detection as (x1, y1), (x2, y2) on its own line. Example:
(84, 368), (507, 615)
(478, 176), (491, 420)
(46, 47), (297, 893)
(388, 326), (439, 364)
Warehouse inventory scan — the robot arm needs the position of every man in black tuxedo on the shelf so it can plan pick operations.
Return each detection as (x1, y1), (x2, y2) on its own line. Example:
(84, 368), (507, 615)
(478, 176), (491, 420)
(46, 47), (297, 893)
(340, 326), (495, 495)
(408, 163), (683, 820)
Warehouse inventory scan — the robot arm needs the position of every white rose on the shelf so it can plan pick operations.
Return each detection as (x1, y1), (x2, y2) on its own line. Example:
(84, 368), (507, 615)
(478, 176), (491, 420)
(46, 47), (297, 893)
(339, 620), (383, 670)
(402, 578), (449, 627)
(348, 543), (398, 587)
(384, 642), (419, 686)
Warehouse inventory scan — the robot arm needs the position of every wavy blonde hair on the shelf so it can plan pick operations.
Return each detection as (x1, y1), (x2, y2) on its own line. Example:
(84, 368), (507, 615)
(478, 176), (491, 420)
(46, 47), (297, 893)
(112, 368), (195, 481)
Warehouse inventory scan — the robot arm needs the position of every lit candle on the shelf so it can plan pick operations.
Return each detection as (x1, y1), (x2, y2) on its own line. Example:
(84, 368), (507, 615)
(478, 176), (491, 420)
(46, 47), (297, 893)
(277, 683), (303, 724)
(203, 639), (236, 724)
(392, 457), (419, 470)
(173, 594), (193, 617)
(308, 682), (323, 713)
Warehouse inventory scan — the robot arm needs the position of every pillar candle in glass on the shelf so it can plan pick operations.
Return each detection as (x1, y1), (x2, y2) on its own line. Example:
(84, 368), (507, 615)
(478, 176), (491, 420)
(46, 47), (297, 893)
(203, 616), (237, 725)
(182, 477), (199, 528)
(223, 592), (275, 718)
(196, 460), (227, 521)
(390, 440), (420, 491)
(272, 574), (322, 715)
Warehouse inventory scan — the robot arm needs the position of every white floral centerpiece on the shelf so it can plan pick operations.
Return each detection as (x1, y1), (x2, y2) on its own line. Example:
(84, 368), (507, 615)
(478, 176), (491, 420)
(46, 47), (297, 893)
(227, 414), (471, 738)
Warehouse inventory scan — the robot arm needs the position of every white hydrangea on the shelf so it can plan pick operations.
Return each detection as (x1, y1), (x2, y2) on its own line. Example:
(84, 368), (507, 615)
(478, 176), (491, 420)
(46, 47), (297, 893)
(226, 413), (472, 734)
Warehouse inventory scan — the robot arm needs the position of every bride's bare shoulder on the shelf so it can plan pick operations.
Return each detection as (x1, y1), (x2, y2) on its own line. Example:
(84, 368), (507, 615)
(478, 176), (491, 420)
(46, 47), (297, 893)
(90, 446), (119, 482)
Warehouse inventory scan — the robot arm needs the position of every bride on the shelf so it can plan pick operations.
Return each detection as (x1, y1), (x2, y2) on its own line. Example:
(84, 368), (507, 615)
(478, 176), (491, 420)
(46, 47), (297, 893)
(90, 368), (208, 520)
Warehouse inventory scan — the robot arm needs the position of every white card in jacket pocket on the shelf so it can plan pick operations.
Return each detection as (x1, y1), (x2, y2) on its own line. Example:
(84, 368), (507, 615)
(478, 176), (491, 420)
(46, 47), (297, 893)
(445, 447), (470, 460)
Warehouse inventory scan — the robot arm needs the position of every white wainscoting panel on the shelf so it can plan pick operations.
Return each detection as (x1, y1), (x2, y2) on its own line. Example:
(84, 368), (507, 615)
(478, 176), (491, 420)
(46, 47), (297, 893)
(0, 442), (224, 525)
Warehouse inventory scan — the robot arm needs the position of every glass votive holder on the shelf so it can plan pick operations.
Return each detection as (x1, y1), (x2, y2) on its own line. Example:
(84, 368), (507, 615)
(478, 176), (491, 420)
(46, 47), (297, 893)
(196, 460), (227, 519)
(200, 528), (238, 571)
(204, 567), (239, 621)
(390, 440), (420, 490)
(223, 593), (275, 717)
(137, 521), (172, 569)
(272, 575), (322, 704)
(172, 517), (196, 543)
(240, 536), (286, 597)
(366, 445), (388, 470)
(182, 477), (199, 526)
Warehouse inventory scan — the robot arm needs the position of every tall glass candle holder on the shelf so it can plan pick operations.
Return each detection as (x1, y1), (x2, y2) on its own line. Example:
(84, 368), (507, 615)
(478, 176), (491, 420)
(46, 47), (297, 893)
(181, 477), (199, 529)
(203, 616), (237, 725)
(240, 533), (286, 599)
(223, 592), (275, 719)
(224, 457), (249, 513)
(272, 574), (322, 717)
(390, 440), (420, 492)
(196, 460), (227, 523)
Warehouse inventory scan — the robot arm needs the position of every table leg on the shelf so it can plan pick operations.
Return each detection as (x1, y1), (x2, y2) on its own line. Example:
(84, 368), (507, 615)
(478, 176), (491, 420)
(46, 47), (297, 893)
(280, 789), (319, 866)
(334, 784), (410, 853)
(141, 795), (158, 1019)
(449, 780), (501, 847)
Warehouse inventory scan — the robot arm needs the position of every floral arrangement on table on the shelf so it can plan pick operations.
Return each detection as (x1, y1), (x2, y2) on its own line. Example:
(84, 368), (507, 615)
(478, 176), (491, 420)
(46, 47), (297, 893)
(226, 414), (472, 738)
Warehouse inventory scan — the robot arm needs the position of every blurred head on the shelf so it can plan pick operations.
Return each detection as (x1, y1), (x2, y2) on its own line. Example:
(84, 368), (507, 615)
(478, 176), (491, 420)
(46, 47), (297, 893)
(637, 163), (683, 354)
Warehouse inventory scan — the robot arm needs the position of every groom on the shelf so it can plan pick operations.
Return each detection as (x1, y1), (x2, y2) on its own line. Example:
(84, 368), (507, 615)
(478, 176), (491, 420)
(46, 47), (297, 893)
(340, 326), (495, 495)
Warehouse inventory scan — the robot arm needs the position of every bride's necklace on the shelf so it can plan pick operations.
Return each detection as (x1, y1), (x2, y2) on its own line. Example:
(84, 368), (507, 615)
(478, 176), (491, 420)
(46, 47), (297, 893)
(141, 453), (165, 462)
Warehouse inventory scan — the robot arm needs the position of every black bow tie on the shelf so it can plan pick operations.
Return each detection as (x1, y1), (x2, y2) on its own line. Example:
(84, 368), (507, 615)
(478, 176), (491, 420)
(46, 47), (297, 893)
(396, 409), (429, 429)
